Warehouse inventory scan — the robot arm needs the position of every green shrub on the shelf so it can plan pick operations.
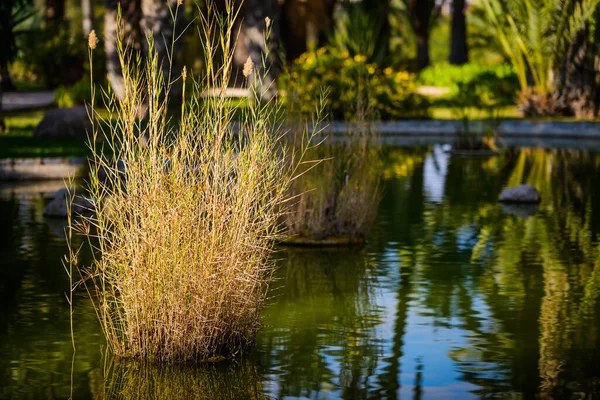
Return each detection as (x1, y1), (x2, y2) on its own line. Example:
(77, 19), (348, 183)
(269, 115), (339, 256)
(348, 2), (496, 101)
(18, 23), (105, 89)
(280, 47), (430, 120)
(18, 27), (85, 88)
(55, 79), (93, 108)
(419, 63), (519, 107)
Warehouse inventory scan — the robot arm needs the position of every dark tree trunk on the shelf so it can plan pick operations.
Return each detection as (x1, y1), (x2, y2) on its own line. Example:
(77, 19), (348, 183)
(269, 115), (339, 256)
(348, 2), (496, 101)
(416, 34), (430, 70)
(1, 66), (15, 92)
(281, 0), (337, 62)
(449, 0), (468, 65)
(104, 0), (143, 101)
(403, 0), (442, 71)
(414, 0), (431, 70)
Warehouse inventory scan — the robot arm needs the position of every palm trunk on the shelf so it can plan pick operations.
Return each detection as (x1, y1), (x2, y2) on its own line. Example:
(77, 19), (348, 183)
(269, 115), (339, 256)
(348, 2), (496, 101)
(234, 0), (281, 100)
(449, 0), (468, 65)
(81, 0), (94, 36)
(413, 0), (431, 71)
(104, 0), (143, 101)
(140, 0), (183, 94)
(553, 26), (600, 118)
(403, 0), (444, 70)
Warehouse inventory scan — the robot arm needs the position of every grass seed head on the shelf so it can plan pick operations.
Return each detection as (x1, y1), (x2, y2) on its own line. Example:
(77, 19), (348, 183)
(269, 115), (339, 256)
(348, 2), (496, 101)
(88, 30), (98, 50)
(243, 56), (253, 78)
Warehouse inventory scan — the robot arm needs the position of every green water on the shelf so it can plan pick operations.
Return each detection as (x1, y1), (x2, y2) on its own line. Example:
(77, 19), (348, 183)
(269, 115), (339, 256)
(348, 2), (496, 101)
(2, 146), (600, 399)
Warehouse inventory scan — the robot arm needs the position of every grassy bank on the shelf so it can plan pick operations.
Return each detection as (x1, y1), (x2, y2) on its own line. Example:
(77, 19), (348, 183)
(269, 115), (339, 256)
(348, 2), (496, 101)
(1, 111), (88, 159)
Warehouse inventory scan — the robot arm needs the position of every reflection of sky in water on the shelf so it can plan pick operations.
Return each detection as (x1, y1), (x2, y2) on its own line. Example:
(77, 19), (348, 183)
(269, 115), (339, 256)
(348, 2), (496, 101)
(423, 145), (450, 204)
(261, 239), (507, 399)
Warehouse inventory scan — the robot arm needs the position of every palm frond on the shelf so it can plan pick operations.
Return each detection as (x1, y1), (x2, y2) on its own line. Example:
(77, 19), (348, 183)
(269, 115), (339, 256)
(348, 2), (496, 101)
(480, 0), (600, 95)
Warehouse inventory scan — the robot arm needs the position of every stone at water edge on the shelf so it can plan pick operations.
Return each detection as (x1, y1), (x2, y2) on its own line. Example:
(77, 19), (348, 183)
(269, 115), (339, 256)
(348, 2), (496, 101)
(43, 188), (94, 218)
(33, 105), (93, 139)
(498, 184), (541, 203)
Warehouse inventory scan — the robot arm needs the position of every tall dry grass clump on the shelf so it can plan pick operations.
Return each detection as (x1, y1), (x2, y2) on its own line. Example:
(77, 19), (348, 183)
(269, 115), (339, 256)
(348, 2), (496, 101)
(72, 2), (311, 362)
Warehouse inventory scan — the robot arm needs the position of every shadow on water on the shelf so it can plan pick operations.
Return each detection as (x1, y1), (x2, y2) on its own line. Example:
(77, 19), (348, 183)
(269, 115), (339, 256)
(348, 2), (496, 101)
(2, 146), (600, 398)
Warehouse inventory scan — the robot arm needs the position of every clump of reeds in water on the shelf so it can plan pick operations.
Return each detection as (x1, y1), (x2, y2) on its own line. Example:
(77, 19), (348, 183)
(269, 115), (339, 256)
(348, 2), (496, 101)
(281, 101), (382, 245)
(71, 2), (312, 362)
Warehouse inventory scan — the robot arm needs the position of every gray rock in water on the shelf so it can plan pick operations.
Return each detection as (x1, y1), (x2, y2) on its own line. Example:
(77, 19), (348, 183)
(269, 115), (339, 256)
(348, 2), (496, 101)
(43, 188), (94, 218)
(498, 184), (541, 203)
(33, 106), (92, 139)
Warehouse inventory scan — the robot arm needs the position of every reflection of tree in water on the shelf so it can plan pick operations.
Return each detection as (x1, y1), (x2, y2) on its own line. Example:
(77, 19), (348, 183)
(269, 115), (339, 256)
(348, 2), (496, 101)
(369, 147), (430, 399)
(0, 195), (104, 398)
(421, 148), (600, 398)
(255, 248), (383, 398)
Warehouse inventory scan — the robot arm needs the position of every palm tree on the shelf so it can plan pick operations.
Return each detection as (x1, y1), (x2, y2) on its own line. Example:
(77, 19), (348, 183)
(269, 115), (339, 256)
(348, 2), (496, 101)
(480, 0), (600, 115)
(104, 0), (182, 101)
(553, 6), (600, 118)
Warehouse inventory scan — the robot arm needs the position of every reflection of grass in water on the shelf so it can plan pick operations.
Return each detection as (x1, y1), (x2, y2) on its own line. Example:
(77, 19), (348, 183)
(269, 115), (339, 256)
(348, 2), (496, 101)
(257, 248), (382, 397)
(282, 130), (382, 243)
(93, 358), (263, 400)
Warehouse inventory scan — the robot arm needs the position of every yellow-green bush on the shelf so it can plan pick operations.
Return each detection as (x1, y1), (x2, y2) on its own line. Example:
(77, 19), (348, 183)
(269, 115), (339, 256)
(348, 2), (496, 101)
(55, 79), (94, 108)
(280, 47), (429, 120)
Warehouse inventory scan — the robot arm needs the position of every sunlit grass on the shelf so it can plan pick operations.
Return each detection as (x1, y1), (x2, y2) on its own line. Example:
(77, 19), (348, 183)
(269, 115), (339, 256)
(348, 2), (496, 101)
(430, 106), (521, 120)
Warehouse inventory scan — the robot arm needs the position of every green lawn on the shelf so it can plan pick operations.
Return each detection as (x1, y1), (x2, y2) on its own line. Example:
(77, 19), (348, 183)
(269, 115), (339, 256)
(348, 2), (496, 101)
(1, 111), (90, 159)
(429, 106), (521, 120)
(0, 100), (251, 159)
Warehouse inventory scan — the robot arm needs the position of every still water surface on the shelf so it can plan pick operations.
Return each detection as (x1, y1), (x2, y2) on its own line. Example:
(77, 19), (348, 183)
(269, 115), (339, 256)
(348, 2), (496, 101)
(2, 146), (600, 399)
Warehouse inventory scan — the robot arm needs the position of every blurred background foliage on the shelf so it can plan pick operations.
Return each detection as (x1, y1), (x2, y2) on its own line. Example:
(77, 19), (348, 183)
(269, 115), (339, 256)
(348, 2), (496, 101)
(1, 0), (600, 120)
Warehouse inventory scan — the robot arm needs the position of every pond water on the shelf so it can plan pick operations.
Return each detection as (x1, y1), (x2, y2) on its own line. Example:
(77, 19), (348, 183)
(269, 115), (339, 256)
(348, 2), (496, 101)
(2, 145), (600, 399)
